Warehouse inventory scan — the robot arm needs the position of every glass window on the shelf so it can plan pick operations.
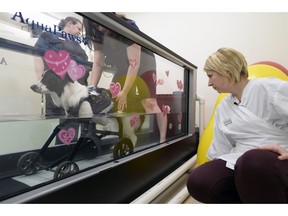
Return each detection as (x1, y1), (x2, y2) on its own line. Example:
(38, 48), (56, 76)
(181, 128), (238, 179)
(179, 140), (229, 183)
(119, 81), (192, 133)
(0, 12), (196, 202)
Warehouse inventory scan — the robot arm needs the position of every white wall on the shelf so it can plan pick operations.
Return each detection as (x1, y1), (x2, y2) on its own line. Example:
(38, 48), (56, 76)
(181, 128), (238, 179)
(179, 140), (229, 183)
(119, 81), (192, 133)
(126, 12), (288, 127)
(0, 22), (42, 116)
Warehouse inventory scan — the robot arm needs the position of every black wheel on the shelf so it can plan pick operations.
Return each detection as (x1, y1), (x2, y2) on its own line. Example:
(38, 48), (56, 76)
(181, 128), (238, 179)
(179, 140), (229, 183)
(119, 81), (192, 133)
(113, 138), (134, 159)
(17, 152), (42, 175)
(54, 161), (79, 179)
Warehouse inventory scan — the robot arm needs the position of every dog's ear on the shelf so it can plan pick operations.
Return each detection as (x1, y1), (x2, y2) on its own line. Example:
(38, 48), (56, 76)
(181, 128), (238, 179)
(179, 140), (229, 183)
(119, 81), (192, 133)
(41, 70), (69, 97)
(64, 73), (75, 83)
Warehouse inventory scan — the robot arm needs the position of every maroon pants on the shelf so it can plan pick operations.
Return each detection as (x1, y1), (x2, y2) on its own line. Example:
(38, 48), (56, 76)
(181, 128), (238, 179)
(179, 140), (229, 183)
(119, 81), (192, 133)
(186, 149), (288, 203)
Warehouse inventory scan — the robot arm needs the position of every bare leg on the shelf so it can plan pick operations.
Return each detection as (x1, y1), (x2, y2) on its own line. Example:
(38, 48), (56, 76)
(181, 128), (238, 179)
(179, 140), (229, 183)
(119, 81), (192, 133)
(141, 98), (167, 143)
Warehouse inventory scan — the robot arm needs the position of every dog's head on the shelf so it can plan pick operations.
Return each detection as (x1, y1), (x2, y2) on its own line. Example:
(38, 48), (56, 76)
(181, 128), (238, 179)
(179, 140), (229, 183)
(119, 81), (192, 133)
(30, 70), (72, 97)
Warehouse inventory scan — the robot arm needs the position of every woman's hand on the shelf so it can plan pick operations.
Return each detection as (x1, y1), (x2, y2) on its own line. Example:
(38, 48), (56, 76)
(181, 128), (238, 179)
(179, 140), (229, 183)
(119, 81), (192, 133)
(257, 144), (288, 160)
(116, 90), (128, 112)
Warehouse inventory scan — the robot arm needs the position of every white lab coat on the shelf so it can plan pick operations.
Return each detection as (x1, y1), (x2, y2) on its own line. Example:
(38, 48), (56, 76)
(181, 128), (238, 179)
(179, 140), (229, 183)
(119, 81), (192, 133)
(207, 77), (288, 169)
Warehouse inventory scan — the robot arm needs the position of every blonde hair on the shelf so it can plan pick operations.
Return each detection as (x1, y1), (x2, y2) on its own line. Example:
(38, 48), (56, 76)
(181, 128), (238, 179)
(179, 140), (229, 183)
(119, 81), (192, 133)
(204, 48), (248, 84)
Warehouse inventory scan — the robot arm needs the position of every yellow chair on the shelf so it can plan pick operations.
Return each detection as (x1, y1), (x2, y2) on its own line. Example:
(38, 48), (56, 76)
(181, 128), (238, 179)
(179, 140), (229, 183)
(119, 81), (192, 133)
(196, 62), (288, 166)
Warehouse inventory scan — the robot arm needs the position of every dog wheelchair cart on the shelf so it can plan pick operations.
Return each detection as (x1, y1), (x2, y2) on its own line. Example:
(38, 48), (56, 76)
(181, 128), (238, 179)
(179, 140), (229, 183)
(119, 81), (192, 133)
(17, 115), (134, 179)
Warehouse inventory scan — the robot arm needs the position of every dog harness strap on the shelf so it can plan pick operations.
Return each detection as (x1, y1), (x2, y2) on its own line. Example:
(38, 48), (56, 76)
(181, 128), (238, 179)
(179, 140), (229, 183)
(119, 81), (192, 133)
(67, 98), (88, 116)
(88, 91), (112, 114)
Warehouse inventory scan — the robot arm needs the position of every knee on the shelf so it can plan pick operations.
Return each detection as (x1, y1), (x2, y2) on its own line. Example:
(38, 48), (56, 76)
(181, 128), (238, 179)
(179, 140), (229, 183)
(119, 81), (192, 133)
(186, 168), (211, 203)
(235, 149), (278, 177)
(186, 170), (202, 194)
(141, 98), (158, 112)
(186, 171), (202, 200)
(236, 149), (262, 171)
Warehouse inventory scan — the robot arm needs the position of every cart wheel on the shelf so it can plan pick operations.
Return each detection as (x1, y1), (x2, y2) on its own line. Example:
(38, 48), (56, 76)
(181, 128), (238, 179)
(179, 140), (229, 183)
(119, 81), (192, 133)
(113, 138), (134, 159)
(54, 161), (79, 179)
(17, 152), (42, 175)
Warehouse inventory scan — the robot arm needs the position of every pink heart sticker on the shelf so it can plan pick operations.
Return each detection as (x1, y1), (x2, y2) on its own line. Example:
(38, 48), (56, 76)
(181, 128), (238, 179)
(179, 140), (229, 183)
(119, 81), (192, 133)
(165, 70), (169, 77)
(130, 114), (140, 128)
(157, 79), (164, 85)
(44, 50), (71, 78)
(129, 59), (136, 68)
(177, 80), (183, 90)
(162, 104), (170, 116)
(58, 128), (76, 144)
(109, 82), (121, 98)
(67, 60), (85, 81)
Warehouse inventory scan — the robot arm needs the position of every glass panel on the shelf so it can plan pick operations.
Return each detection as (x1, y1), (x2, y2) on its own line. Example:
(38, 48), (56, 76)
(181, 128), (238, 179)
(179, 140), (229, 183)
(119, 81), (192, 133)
(0, 12), (189, 201)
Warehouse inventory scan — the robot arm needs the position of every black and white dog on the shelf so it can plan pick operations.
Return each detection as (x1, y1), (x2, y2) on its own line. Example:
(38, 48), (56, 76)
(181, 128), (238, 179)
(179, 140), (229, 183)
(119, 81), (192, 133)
(30, 69), (139, 146)
(30, 69), (113, 117)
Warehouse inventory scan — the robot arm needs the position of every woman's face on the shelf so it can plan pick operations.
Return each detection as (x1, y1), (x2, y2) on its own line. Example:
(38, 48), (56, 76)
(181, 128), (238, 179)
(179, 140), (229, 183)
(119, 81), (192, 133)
(206, 70), (233, 93)
(66, 21), (82, 36)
